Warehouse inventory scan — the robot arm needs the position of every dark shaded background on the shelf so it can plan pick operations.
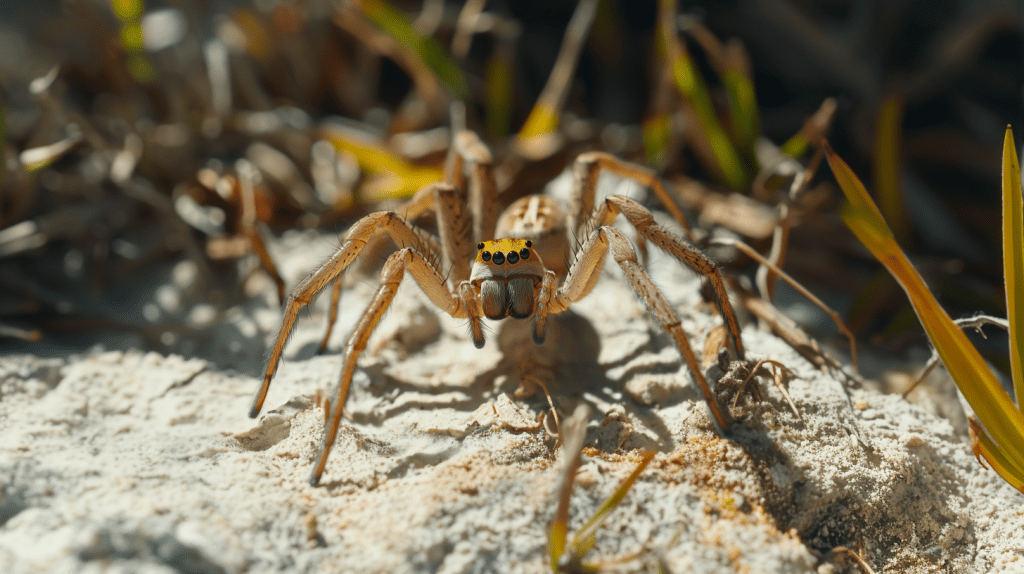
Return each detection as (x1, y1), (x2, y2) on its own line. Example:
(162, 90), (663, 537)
(1, 0), (1022, 375)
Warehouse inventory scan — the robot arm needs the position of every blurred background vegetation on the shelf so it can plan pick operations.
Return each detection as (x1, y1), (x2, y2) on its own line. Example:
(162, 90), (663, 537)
(0, 0), (1022, 378)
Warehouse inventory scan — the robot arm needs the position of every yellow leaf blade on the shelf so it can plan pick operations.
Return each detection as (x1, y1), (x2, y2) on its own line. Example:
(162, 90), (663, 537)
(323, 130), (443, 200)
(571, 451), (655, 549)
(971, 417), (1024, 493)
(828, 142), (1024, 490)
(1002, 126), (1024, 412)
(874, 94), (908, 243)
(519, 104), (559, 139)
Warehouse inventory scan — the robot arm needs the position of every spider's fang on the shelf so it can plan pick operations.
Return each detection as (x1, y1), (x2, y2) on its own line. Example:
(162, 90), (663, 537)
(506, 251), (519, 264)
(492, 252), (505, 265)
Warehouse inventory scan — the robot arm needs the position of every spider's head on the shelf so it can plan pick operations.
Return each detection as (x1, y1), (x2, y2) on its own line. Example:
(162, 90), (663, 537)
(470, 239), (545, 320)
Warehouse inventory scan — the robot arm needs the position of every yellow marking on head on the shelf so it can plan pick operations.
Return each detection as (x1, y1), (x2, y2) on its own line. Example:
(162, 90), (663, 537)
(476, 238), (534, 265)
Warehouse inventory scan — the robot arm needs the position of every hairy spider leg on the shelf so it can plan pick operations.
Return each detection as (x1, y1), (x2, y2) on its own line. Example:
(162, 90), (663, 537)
(536, 225), (732, 431)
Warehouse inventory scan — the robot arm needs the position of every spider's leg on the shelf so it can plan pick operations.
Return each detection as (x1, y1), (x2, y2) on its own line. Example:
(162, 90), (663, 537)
(432, 182), (474, 286)
(549, 226), (731, 433)
(450, 130), (499, 244)
(310, 247), (469, 485)
(587, 195), (744, 361)
(567, 152), (691, 244)
(250, 208), (442, 419)
(316, 279), (343, 354)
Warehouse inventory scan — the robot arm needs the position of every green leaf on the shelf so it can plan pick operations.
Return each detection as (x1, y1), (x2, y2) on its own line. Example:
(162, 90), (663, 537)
(658, 0), (746, 190)
(571, 451), (655, 550)
(874, 94), (908, 243)
(357, 0), (469, 100)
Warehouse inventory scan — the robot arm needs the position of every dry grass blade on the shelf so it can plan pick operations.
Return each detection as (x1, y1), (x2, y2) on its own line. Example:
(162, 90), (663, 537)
(549, 404), (590, 571)
(0, 324), (42, 342)
(874, 94), (908, 243)
(518, 0), (599, 143)
(903, 315), (1008, 398)
(830, 546), (877, 574)
(970, 416), (1024, 492)
(733, 359), (801, 420)
(756, 145), (825, 298)
(711, 237), (858, 372)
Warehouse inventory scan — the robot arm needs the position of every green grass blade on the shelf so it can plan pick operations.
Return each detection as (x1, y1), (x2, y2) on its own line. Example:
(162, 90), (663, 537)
(722, 66), (760, 155)
(643, 112), (671, 167)
(828, 142), (1024, 491)
(571, 451), (655, 550)
(484, 52), (514, 140)
(1002, 127), (1024, 411)
(874, 94), (908, 243)
(549, 405), (590, 571)
(658, 0), (746, 190)
(357, 0), (469, 100)
(780, 98), (837, 159)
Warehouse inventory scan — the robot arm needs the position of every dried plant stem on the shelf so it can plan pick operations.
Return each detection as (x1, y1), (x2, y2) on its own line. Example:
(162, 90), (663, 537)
(712, 236), (858, 372)
(903, 315), (1009, 398)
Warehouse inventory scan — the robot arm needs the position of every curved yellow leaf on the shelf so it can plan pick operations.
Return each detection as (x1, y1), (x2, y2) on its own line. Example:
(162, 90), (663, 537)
(828, 142), (1024, 491)
(1002, 127), (1024, 411)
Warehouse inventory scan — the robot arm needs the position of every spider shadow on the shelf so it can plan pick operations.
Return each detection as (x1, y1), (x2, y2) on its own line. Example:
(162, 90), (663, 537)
(307, 307), (702, 456)
(480, 310), (684, 454)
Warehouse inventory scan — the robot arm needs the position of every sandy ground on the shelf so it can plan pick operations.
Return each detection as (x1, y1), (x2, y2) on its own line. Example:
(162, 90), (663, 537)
(2, 203), (1023, 573)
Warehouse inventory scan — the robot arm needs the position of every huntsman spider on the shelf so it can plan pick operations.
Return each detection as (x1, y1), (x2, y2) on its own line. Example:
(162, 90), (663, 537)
(248, 131), (746, 485)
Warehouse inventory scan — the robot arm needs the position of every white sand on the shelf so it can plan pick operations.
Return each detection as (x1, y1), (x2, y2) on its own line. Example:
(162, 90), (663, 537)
(1, 218), (1022, 573)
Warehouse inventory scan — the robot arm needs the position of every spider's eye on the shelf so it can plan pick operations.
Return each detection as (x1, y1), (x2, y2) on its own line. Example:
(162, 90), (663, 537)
(519, 248), (530, 260)
(481, 251), (491, 262)
(477, 242), (484, 250)
(525, 240), (532, 247)
(506, 250), (519, 264)
(492, 251), (505, 265)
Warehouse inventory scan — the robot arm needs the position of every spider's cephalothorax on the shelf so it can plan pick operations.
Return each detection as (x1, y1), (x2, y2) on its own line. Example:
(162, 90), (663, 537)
(472, 239), (542, 321)
(248, 132), (745, 485)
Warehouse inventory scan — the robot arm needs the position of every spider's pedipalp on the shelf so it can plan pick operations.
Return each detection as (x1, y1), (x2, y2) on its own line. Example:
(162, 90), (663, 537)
(533, 270), (559, 345)
(458, 280), (485, 348)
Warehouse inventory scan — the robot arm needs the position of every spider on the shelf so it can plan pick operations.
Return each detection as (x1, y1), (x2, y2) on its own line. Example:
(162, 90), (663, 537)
(248, 130), (745, 486)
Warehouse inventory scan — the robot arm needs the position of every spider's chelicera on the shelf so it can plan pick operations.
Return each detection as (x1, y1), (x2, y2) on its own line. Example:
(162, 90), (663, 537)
(248, 131), (745, 485)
